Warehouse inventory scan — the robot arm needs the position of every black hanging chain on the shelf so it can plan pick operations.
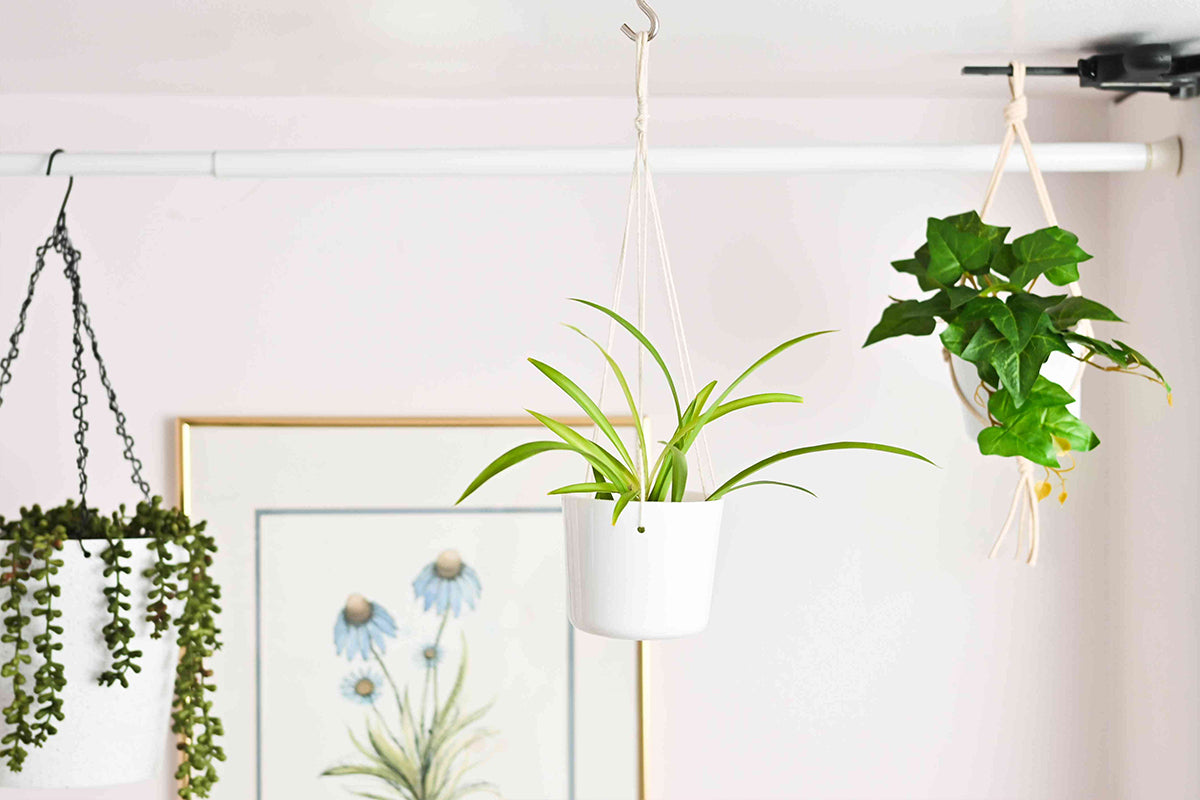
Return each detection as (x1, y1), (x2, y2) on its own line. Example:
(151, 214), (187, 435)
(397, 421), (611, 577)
(0, 151), (153, 520)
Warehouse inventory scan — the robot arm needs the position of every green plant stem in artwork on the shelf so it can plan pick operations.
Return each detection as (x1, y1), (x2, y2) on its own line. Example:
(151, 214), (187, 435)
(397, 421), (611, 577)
(371, 641), (406, 722)
(864, 210), (1170, 472)
(457, 300), (932, 521)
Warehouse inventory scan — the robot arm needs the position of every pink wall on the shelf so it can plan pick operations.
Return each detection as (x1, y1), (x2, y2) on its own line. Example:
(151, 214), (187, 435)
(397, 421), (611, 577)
(0, 93), (1154, 799)
(1107, 97), (1200, 799)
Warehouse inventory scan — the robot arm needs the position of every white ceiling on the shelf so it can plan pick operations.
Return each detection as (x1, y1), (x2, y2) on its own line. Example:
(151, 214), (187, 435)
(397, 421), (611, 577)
(1, 0), (1197, 97)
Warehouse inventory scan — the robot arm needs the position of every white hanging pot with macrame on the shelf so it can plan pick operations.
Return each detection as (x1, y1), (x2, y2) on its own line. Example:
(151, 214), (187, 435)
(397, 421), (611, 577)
(458, 4), (932, 638)
(564, 23), (727, 640)
(866, 62), (1169, 566)
(958, 62), (1092, 564)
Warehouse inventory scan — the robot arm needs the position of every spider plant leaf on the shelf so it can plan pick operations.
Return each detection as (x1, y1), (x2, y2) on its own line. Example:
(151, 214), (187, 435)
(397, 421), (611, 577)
(526, 410), (636, 489)
(612, 489), (638, 525)
(707, 441), (934, 501)
(714, 331), (835, 408)
(664, 390), (806, 460)
(664, 443), (689, 502)
(349, 791), (400, 800)
(457, 441), (578, 504)
(571, 298), (682, 422)
(592, 467), (614, 500)
(528, 358), (635, 471)
(548, 482), (622, 496)
(648, 468), (673, 503)
(648, 381), (718, 496)
(708, 392), (804, 422)
(712, 480), (816, 498)
(562, 325), (649, 487)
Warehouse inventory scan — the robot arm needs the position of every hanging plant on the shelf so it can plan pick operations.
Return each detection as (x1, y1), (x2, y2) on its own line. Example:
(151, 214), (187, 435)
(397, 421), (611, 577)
(863, 64), (1171, 563)
(457, 23), (931, 639)
(864, 210), (1169, 468)
(458, 300), (932, 638)
(0, 155), (222, 796)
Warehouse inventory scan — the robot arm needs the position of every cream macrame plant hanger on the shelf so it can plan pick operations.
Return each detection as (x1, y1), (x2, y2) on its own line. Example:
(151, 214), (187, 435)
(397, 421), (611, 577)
(589, 29), (718, 530)
(944, 62), (1093, 566)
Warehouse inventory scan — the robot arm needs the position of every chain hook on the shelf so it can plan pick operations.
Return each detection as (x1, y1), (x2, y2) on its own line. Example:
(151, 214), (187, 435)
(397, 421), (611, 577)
(620, 0), (658, 41)
(46, 148), (74, 226)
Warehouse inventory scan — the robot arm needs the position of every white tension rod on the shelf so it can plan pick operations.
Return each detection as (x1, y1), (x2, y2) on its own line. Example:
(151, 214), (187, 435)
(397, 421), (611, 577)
(0, 139), (1181, 178)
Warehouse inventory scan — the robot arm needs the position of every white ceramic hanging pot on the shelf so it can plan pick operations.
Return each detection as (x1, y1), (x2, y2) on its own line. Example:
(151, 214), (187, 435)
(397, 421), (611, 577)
(563, 495), (724, 640)
(951, 350), (1084, 440)
(0, 542), (177, 789)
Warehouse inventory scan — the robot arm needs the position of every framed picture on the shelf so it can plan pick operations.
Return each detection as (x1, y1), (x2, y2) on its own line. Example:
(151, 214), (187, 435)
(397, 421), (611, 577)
(177, 417), (644, 800)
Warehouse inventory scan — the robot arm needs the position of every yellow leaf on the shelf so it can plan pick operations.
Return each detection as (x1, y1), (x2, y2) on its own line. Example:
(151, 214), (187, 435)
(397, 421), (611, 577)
(1058, 490), (1068, 505)
(1052, 436), (1071, 454)
(1035, 481), (1052, 501)
(1168, 392), (1174, 407)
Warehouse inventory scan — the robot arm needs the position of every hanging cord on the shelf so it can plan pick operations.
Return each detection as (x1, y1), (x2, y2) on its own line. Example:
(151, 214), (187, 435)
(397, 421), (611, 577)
(0, 151), (153, 553)
(588, 29), (717, 530)
(947, 63), (1091, 565)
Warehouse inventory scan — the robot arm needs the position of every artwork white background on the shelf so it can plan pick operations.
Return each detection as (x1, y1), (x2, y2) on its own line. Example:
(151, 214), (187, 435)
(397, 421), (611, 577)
(260, 510), (568, 800)
(183, 424), (638, 800)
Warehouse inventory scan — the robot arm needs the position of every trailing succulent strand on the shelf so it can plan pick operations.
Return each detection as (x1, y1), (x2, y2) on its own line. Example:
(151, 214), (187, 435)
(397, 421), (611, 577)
(0, 498), (223, 797)
(160, 508), (224, 798)
(865, 211), (1170, 469)
(28, 533), (65, 749)
(1, 534), (36, 771)
(98, 508), (139, 689)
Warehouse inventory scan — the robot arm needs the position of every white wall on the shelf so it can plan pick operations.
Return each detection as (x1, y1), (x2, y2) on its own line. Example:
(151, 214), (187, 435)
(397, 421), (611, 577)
(0, 93), (1125, 799)
(1107, 96), (1200, 799)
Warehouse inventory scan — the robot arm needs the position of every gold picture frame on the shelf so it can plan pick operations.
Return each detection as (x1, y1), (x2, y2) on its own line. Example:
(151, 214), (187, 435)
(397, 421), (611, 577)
(176, 416), (648, 800)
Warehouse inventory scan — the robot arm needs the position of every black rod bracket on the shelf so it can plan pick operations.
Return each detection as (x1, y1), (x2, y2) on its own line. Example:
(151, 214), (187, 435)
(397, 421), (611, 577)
(964, 43), (1200, 100)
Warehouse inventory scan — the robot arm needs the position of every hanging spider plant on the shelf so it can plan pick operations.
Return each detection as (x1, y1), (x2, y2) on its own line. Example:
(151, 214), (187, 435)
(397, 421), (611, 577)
(458, 299), (933, 521)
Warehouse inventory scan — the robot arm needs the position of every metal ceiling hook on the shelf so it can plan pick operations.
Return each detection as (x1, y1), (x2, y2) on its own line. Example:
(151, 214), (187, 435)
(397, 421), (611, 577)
(621, 0), (659, 41)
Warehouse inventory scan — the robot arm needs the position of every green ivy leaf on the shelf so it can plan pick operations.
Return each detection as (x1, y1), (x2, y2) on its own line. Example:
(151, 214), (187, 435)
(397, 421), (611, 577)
(961, 314), (1070, 407)
(977, 412), (1059, 467)
(979, 379), (1095, 466)
(956, 297), (1019, 345)
(891, 257), (940, 292)
(1046, 297), (1123, 329)
(944, 285), (980, 310)
(939, 319), (980, 356)
(863, 295), (946, 346)
(1009, 226), (1093, 287)
(1042, 406), (1100, 452)
(925, 212), (1007, 283)
(1005, 292), (1057, 350)
(989, 243), (1018, 279)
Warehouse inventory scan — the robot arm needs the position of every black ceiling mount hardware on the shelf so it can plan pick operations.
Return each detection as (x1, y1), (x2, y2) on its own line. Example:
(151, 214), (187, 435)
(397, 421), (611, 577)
(963, 43), (1200, 100)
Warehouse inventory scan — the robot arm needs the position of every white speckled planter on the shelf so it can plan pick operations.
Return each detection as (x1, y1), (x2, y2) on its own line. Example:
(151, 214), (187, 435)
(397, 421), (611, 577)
(951, 351), (1084, 441)
(0, 542), (176, 789)
(563, 496), (724, 640)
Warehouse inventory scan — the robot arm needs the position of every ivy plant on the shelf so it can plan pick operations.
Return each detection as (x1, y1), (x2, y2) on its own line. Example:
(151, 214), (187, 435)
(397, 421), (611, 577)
(865, 210), (1169, 477)
(459, 299), (932, 522)
(0, 498), (223, 797)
